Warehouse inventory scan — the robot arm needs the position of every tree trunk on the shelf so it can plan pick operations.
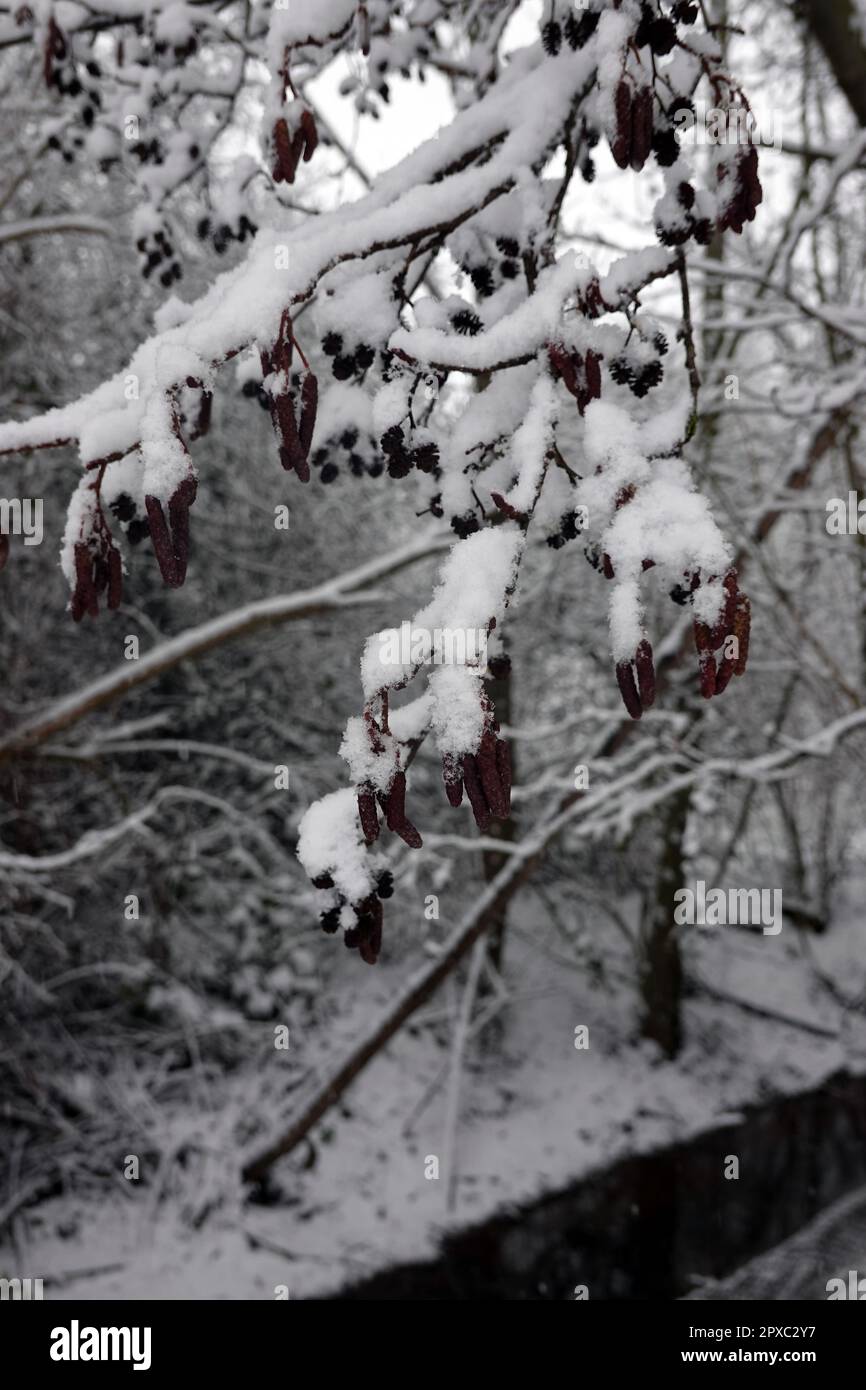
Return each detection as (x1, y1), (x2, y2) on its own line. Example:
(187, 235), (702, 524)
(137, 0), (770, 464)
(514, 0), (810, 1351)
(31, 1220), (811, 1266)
(482, 652), (515, 977)
(798, 0), (866, 128)
(637, 788), (689, 1058)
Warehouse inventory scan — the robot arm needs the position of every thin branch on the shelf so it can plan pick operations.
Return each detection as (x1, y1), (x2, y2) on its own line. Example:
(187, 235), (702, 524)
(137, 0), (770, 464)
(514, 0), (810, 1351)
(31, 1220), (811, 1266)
(0, 531), (450, 761)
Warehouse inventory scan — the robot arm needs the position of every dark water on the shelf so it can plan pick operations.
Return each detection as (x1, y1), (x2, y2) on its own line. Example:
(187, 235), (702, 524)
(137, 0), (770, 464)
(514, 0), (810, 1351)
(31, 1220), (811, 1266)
(334, 1069), (866, 1300)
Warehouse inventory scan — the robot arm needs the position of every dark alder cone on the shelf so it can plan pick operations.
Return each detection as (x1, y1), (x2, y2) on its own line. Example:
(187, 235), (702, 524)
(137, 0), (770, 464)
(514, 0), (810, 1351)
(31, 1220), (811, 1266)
(640, 360), (663, 392)
(311, 873), (335, 890)
(375, 869), (394, 899)
(560, 511), (580, 542)
(612, 82), (633, 170)
(616, 660), (643, 720)
(566, 10), (599, 49)
(609, 355), (633, 386)
(388, 451), (413, 479)
(635, 3), (654, 47)
(630, 87), (654, 172)
(652, 128), (680, 167)
(469, 264), (496, 298)
(635, 639), (656, 710)
(320, 906), (341, 934)
(452, 308), (483, 336)
(451, 510), (480, 539)
(0, 533), (9, 571)
(541, 20), (562, 55)
(357, 787), (380, 844)
(648, 17), (678, 55)
(693, 217), (714, 246)
(344, 894), (383, 965)
(413, 442), (439, 473)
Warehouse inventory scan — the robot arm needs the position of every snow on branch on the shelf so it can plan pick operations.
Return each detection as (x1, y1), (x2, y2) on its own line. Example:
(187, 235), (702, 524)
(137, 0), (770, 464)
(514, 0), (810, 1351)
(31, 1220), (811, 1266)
(1, 0), (767, 964)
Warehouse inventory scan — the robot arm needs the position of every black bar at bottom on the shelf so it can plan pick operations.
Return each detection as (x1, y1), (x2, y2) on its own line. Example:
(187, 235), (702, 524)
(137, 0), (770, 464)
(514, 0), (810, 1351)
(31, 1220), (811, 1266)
(0, 1298), (862, 1374)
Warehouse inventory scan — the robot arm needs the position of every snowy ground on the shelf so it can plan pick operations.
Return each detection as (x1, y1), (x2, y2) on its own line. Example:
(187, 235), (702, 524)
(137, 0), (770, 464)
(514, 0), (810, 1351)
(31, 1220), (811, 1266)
(3, 885), (865, 1300)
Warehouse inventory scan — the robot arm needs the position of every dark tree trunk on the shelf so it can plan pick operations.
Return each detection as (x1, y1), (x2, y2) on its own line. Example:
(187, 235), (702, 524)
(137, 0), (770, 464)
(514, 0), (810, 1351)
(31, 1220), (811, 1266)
(637, 788), (689, 1058)
(798, 1), (866, 128)
(482, 652), (514, 977)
